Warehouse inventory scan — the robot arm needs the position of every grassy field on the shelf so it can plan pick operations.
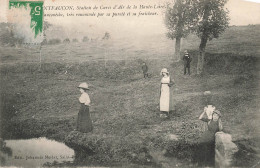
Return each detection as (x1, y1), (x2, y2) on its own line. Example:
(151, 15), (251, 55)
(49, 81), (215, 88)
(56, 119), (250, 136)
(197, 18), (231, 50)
(0, 25), (260, 167)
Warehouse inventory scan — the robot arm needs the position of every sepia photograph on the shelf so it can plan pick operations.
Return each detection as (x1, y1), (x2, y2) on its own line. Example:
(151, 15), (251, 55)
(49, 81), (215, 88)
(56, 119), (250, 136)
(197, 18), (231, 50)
(0, 0), (260, 167)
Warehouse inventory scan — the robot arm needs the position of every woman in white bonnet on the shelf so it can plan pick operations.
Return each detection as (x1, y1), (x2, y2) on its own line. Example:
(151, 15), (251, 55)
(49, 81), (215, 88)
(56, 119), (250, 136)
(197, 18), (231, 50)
(159, 68), (174, 118)
(76, 82), (93, 133)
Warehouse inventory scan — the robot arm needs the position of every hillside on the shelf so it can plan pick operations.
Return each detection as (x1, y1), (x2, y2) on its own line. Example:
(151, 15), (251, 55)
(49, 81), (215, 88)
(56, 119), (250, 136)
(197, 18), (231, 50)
(1, 24), (260, 64)
(0, 25), (260, 167)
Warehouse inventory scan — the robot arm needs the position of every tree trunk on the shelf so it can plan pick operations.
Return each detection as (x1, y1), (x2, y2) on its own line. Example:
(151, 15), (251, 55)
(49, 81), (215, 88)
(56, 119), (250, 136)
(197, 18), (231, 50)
(197, 35), (208, 74)
(174, 37), (181, 61)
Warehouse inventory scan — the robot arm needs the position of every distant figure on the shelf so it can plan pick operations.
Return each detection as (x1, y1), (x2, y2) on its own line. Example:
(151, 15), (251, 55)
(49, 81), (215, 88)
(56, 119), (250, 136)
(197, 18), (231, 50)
(159, 68), (174, 118)
(76, 82), (93, 133)
(196, 109), (223, 166)
(141, 62), (148, 78)
(183, 50), (192, 75)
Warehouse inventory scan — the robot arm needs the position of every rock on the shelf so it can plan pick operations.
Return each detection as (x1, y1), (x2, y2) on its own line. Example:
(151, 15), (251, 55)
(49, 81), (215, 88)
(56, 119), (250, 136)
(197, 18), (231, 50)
(203, 91), (211, 95)
(215, 132), (238, 168)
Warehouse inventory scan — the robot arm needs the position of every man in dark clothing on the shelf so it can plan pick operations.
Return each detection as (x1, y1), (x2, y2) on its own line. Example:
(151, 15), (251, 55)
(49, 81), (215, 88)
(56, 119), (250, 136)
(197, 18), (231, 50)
(183, 50), (192, 75)
(142, 62), (148, 78)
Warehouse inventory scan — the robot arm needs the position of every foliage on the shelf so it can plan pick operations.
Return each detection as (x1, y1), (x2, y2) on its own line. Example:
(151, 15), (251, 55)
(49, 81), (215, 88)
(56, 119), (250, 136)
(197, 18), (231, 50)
(41, 38), (48, 45)
(48, 38), (61, 45)
(42, 21), (52, 45)
(102, 32), (110, 40)
(165, 0), (197, 40)
(165, 0), (229, 42)
(0, 23), (24, 46)
(63, 38), (70, 43)
(193, 0), (230, 74)
(195, 0), (230, 40)
(72, 38), (78, 42)
(82, 36), (89, 42)
(43, 21), (52, 32)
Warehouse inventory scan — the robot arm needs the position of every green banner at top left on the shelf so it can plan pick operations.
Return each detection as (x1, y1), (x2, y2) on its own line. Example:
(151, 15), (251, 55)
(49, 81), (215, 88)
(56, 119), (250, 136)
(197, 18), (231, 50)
(9, 0), (44, 38)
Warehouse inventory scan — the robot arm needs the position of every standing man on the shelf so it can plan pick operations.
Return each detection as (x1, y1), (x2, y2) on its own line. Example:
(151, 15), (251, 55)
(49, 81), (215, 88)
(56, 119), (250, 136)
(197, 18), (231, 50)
(142, 62), (148, 78)
(183, 50), (192, 75)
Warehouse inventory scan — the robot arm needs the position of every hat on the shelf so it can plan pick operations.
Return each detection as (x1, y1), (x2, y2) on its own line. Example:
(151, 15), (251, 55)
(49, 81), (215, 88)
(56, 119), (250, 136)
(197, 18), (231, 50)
(160, 68), (169, 75)
(78, 82), (89, 90)
(213, 110), (222, 117)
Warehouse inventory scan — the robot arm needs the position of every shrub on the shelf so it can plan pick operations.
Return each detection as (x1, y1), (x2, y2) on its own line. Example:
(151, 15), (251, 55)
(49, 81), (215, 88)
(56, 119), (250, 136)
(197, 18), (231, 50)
(102, 32), (110, 40)
(48, 38), (61, 45)
(72, 38), (78, 42)
(82, 36), (89, 42)
(63, 38), (70, 43)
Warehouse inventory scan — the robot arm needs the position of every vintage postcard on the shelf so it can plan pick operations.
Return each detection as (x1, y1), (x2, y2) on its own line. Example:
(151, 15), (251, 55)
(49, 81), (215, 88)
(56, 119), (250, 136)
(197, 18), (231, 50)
(0, 0), (260, 167)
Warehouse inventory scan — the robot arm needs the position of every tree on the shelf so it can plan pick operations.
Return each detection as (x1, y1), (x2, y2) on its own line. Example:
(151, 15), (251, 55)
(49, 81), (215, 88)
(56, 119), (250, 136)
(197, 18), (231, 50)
(165, 0), (197, 61)
(82, 36), (89, 42)
(102, 32), (110, 40)
(41, 21), (52, 45)
(195, 0), (229, 74)
(63, 38), (70, 43)
(0, 23), (24, 46)
(48, 38), (61, 45)
(72, 38), (78, 42)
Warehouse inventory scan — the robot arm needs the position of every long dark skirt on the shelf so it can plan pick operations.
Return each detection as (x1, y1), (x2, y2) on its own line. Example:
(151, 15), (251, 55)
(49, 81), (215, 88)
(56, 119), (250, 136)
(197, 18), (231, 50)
(76, 104), (93, 133)
(194, 131), (216, 166)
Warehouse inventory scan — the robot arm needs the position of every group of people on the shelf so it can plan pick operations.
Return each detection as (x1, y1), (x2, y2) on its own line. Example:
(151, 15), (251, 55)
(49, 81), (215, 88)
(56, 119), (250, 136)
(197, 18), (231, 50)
(158, 68), (222, 166)
(158, 68), (222, 165)
(141, 50), (192, 79)
(75, 49), (222, 166)
(151, 50), (222, 166)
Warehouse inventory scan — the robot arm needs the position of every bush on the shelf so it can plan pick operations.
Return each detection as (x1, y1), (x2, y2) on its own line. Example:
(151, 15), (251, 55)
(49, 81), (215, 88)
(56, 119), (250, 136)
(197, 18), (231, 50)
(82, 36), (89, 42)
(63, 38), (70, 43)
(41, 38), (48, 45)
(48, 38), (61, 45)
(0, 30), (24, 46)
(72, 38), (78, 42)
(102, 32), (110, 40)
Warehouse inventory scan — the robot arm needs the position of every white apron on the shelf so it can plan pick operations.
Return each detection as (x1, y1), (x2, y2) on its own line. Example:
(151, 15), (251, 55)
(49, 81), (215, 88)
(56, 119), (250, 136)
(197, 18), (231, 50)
(160, 76), (170, 112)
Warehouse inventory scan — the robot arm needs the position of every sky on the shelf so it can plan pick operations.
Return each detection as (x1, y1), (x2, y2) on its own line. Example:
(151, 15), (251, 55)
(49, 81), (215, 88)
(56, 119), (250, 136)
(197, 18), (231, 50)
(0, 0), (259, 39)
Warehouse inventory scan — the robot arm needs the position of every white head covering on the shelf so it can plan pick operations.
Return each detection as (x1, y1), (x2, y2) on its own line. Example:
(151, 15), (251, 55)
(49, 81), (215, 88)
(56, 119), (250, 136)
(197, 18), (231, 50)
(160, 68), (169, 75)
(78, 82), (89, 90)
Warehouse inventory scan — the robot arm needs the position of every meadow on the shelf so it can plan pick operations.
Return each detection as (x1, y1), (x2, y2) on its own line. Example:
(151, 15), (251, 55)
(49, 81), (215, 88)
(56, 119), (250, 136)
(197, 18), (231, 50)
(0, 25), (260, 167)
